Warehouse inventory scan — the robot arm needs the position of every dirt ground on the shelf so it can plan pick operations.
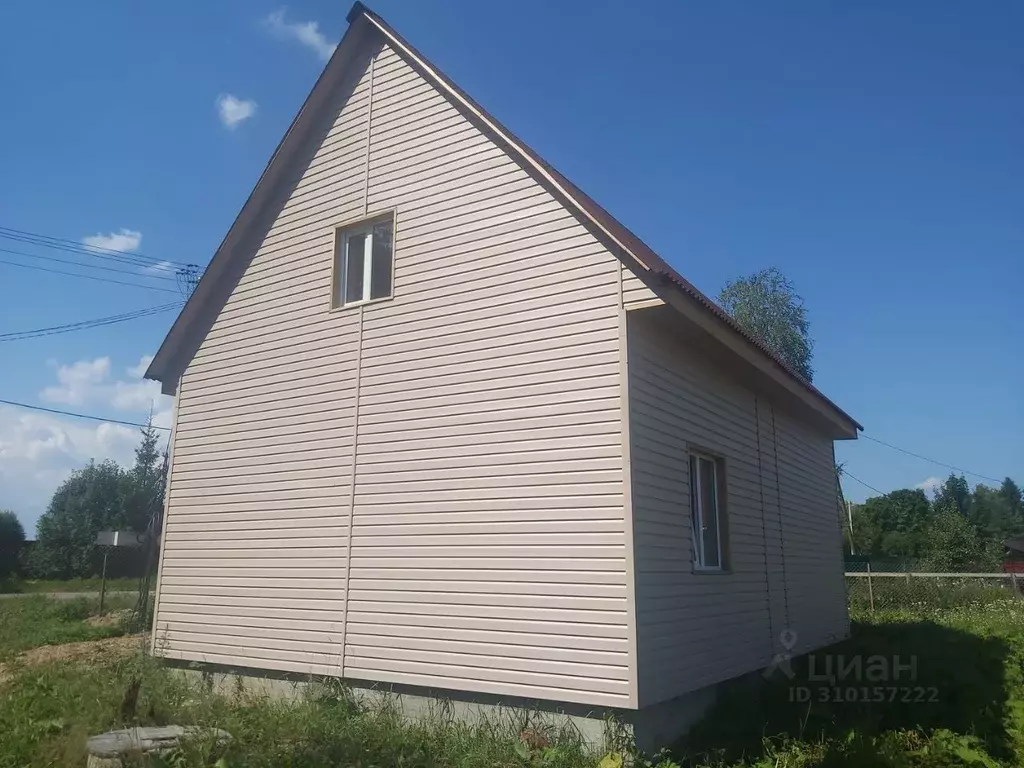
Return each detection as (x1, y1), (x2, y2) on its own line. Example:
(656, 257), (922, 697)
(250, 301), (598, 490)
(84, 609), (132, 629)
(0, 634), (145, 682)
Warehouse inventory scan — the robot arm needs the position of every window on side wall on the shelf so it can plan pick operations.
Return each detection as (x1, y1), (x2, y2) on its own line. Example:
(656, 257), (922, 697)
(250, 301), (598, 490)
(690, 452), (726, 570)
(334, 214), (394, 308)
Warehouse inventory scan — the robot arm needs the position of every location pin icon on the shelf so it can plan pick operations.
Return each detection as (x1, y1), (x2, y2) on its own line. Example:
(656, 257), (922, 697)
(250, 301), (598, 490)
(780, 628), (797, 650)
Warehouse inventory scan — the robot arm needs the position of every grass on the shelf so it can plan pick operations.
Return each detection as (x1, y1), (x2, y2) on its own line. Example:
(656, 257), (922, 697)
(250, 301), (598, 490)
(847, 575), (1015, 613)
(0, 595), (134, 661)
(0, 577), (140, 594)
(676, 598), (1024, 767)
(0, 656), (612, 768)
(2, 591), (1024, 766)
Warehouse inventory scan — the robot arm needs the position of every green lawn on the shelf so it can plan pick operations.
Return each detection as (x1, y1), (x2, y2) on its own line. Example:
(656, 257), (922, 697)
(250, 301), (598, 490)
(0, 577), (139, 595)
(0, 595), (133, 661)
(2, 596), (1024, 766)
(675, 598), (1024, 767)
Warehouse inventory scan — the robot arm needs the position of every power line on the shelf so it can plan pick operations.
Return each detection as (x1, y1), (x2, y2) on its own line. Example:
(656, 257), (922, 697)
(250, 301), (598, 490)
(0, 229), (168, 271)
(0, 303), (181, 341)
(0, 246), (178, 283)
(861, 434), (1001, 484)
(0, 258), (179, 293)
(0, 398), (170, 431)
(841, 470), (886, 497)
(0, 226), (191, 270)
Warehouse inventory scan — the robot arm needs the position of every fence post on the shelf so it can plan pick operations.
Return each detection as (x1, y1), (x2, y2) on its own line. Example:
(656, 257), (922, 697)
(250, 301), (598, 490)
(1012, 571), (1018, 598)
(866, 562), (875, 613)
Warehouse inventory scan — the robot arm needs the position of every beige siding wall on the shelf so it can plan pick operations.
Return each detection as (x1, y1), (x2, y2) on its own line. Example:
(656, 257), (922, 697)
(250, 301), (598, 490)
(154, 57), (372, 675)
(772, 408), (850, 650)
(155, 39), (634, 707)
(622, 266), (662, 308)
(626, 310), (847, 707)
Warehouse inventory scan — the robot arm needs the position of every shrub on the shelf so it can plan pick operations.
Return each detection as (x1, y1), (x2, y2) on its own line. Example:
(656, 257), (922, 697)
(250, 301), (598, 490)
(0, 510), (25, 579)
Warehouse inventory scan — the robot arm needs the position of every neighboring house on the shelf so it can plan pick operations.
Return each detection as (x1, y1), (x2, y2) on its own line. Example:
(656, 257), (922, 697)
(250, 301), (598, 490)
(145, 2), (861, 747)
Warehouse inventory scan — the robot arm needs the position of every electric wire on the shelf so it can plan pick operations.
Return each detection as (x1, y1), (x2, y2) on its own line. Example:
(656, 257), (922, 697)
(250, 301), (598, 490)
(0, 246), (177, 282)
(0, 258), (179, 293)
(0, 304), (181, 341)
(0, 398), (171, 430)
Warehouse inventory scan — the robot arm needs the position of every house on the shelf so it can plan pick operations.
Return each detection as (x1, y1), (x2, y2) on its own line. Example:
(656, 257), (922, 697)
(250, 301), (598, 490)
(144, 2), (861, 748)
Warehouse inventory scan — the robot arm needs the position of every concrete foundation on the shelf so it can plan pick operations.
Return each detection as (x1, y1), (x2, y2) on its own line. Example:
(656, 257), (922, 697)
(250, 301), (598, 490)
(170, 661), (721, 754)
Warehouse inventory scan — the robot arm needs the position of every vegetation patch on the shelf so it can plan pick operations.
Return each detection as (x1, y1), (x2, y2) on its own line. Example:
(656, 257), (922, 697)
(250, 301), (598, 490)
(0, 595), (132, 661)
(0, 577), (140, 595)
(3, 598), (1024, 766)
(677, 599), (1024, 767)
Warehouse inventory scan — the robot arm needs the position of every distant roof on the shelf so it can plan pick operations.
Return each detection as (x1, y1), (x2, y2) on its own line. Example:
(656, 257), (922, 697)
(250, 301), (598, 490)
(146, 1), (861, 436)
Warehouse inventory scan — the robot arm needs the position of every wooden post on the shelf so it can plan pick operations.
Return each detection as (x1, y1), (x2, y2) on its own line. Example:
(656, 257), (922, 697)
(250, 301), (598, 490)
(1012, 571), (1018, 598)
(866, 562), (875, 613)
(98, 550), (109, 614)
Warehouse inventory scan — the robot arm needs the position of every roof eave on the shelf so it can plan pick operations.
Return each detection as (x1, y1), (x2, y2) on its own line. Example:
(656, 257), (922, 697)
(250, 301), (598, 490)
(655, 283), (861, 439)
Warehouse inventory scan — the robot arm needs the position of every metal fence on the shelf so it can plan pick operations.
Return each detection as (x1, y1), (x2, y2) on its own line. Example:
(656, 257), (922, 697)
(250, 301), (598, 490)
(845, 566), (1021, 613)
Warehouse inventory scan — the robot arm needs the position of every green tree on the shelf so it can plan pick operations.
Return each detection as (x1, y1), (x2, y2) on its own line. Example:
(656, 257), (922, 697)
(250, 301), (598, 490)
(999, 478), (1024, 534)
(971, 484), (1010, 541)
(718, 267), (814, 380)
(933, 473), (971, 516)
(923, 503), (1001, 571)
(121, 419), (167, 534)
(30, 422), (167, 580)
(850, 490), (931, 560)
(32, 460), (127, 579)
(0, 509), (25, 578)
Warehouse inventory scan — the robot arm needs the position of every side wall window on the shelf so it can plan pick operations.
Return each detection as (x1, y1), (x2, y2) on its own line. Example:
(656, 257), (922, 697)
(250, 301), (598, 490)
(690, 452), (727, 570)
(334, 214), (394, 308)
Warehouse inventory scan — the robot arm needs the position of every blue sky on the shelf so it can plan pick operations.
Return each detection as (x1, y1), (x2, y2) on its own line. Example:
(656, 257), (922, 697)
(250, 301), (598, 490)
(0, 0), (1021, 533)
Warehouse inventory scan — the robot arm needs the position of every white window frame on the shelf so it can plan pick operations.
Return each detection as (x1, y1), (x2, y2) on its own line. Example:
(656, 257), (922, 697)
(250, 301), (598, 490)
(690, 452), (724, 571)
(334, 214), (394, 309)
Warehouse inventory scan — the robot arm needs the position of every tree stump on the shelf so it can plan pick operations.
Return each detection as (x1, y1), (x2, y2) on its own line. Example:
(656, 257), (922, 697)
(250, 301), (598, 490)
(86, 725), (232, 767)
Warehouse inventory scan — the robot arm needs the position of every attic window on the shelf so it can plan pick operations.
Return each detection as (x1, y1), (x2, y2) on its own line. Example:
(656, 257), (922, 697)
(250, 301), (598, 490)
(334, 215), (394, 307)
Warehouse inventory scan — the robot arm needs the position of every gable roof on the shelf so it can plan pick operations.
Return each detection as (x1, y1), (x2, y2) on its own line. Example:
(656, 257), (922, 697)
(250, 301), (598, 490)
(146, 1), (861, 438)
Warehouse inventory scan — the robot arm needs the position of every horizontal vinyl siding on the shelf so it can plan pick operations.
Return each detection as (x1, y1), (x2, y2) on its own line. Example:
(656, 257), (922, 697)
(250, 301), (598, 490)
(621, 265), (662, 308)
(627, 313), (772, 706)
(342, 44), (629, 708)
(627, 310), (846, 707)
(153, 49), (375, 676)
(772, 408), (849, 651)
(155, 38), (632, 708)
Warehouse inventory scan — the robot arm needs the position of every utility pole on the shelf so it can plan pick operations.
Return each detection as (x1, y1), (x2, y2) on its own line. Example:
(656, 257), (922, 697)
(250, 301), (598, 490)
(175, 264), (202, 299)
(847, 500), (856, 555)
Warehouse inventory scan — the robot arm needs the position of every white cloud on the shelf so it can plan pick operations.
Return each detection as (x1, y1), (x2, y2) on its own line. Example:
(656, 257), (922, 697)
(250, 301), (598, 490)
(40, 355), (169, 420)
(915, 476), (944, 496)
(128, 355), (154, 379)
(143, 260), (175, 276)
(0, 355), (173, 534)
(82, 229), (142, 253)
(217, 94), (257, 129)
(263, 8), (336, 61)
(40, 357), (112, 406)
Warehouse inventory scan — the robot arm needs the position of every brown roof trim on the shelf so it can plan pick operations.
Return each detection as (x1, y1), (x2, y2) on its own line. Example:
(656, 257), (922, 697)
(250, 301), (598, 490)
(352, 2), (861, 434)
